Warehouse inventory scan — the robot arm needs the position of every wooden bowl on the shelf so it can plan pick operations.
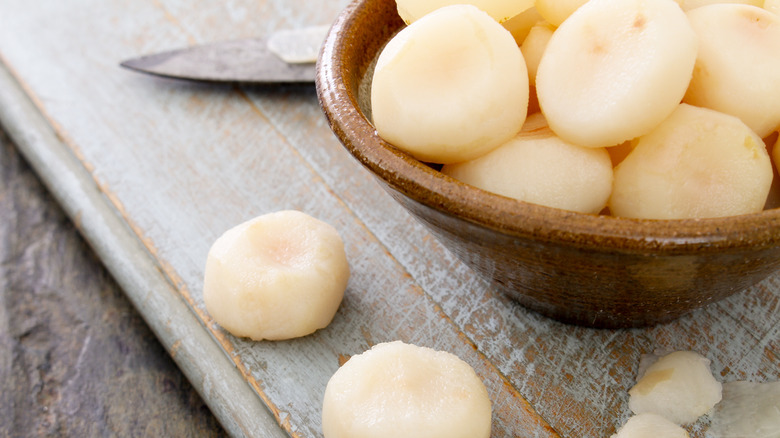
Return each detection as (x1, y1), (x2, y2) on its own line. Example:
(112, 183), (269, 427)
(315, 0), (780, 328)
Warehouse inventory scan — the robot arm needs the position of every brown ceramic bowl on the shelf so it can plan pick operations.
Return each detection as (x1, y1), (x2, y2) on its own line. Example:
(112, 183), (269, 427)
(315, 0), (780, 328)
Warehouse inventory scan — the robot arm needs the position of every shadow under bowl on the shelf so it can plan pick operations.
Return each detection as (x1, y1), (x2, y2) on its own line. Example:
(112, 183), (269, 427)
(315, 0), (780, 328)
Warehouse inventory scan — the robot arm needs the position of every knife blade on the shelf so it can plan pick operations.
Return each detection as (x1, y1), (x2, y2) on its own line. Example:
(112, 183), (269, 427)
(120, 25), (329, 83)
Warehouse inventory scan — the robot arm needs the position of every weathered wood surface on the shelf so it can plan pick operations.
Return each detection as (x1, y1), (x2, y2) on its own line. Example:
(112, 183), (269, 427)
(0, 0), (777, 437)
(0, 129), (226, 437)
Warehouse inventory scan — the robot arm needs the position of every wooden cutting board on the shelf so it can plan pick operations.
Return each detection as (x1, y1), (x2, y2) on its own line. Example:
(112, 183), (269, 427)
(0, 0), (777, 436)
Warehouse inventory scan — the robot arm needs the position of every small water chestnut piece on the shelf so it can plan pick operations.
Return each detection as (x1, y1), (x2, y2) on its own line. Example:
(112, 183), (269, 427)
(536, 0), (698, 148)
(371, 4), (529, 164)
(683, 3), (780, 138)
(321, 341), (492, 438)
(611, 413), (690, 438)
(442, 113), (613, 214)
(610, 104), (773, 219)
(628, 350), (722, 425)
(203, 210), (349, 341)
(395, 0), (534, 24)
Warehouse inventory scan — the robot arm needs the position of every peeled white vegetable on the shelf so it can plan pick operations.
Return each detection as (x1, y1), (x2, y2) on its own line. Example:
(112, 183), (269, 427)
(766, 0), (780, 15)
(611, 413), (690, 438)
(676, 0), (762, 11)
(395, 0), (534, 24)
(709, 381), (780, 438)
(536, 0), (698, 148)
(628, 350), (722, 425)
(683, 4), (780, 138)
(321, 341), (492, 438)
(610, 104), (773, 219)
(534, 0), (590, 26)
(520, 21), (555, 87)
(441, 113), (613, 214)
(203, 210), (349, 341)
(372, 5), (529, 164)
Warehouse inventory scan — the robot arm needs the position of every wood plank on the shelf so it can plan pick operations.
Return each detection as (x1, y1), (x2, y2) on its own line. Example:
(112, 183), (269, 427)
(0, 60), (287, 438)
(0, 0), (778, 436)
(0, 127), (226, 437)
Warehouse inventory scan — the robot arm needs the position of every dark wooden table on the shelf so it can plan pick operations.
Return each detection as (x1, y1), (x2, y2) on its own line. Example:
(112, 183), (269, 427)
(0, 128), (225, 437)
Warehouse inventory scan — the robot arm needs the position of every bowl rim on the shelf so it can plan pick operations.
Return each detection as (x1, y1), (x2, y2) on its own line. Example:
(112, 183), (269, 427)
(316, 0), (780, 255)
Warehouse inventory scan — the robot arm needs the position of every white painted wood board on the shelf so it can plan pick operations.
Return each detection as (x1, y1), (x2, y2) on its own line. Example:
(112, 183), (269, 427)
(0, 0), (777, 436)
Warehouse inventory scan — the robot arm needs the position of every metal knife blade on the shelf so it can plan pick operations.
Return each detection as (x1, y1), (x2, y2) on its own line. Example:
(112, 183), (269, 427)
(120, 26), (329, 83)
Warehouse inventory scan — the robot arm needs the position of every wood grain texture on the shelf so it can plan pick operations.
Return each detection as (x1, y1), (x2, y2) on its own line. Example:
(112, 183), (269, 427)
(0, 128), (225, 437)
(0, 0), (777, 437)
